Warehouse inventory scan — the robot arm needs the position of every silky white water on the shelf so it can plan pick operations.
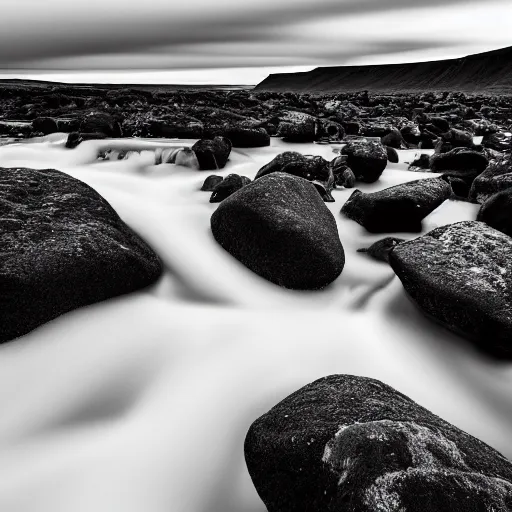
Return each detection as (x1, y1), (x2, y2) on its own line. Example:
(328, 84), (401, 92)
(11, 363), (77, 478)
(0, 135), (510, 512)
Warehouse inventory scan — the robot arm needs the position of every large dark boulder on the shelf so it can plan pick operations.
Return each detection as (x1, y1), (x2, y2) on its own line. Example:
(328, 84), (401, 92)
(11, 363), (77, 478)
(430, 148), (488, 174)
(341, 177), (451, 233)
(80, 112), (122, 137)
(470, 157), (512, 204)
(31, 117), (58, 135)
(223, 127), (270, 148)
(191, 136), (232, 170)
(389, 220), (512, 357)
(211, 173), (345, 289)
(477, 188), (512, 237)
(255, 151), (335, 202)
(245, 374), (512, 512)
(341, 140), (388, 183)
(0, 167), (162, 343)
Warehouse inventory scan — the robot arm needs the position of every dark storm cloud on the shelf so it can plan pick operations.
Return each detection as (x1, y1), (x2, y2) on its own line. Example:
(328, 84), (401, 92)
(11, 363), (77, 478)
(0, 0), (496, 67)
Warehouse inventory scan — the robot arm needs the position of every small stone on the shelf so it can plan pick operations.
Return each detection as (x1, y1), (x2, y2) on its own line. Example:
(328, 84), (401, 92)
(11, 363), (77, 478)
(200, 175), (223, 191)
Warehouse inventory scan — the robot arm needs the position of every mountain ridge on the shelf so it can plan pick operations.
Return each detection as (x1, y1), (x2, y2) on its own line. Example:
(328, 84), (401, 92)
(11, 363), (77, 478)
(254, 45), (512, 94)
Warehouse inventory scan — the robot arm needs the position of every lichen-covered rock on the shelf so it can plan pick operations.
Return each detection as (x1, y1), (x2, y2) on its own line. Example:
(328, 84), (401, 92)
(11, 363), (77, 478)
(211, 173), (344, 289)
(200, 175), (223, 191)
(477, 188), (512, 237)
(255, 151), (335, 202)
(357, 236), (405, 262)
(470, 157), (512, 204)
(209, 174), (248, 203)
(276, 111), (317, 142)
(341, 140), (388, 183)
(245, 374), (512, 512)
(191, 136), (232, 170)
(389, 221), (512, 357)
(0, 167), (162, 343)
(341, 177), (451, 233)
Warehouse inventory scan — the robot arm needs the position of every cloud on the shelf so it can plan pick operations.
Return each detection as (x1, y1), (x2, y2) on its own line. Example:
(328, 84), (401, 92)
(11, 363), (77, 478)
(0, 0), (510, 81)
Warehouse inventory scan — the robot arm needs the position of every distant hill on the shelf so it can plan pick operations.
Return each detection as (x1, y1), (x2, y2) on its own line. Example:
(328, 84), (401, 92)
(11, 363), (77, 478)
(0, 78), (253, 92)
(254, 46), (512, 95)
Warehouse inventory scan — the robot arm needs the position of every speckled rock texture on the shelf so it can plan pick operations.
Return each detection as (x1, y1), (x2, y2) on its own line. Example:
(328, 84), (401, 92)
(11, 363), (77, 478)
(209, 174), (249, 203)
(245, 374), (512, 512)
(211, 172), (344, 290)
(341, 177), (451, 233)
(389, 221), (512, 357)
(470, 157), (512, 204)
(0, 167), (163, 342)
(341, 140), (388, 183)
(255, 151), (335, 202)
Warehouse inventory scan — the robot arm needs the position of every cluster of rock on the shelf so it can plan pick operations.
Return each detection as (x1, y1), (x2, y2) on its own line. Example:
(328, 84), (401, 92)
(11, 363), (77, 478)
(245, 374), (512, 512)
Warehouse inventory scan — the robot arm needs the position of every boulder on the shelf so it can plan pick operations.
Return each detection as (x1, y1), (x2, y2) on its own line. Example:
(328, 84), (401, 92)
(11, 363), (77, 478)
(148, 120), (203, 139)
(209, 174), (248, 203)
(381, 128), (404, 149)
(430, 148), (488, 174)
(341, 177), (451, 233)
(276, 111), (317, 142)
(80, 112), (122, 137)
(31, 117), (58, 135)
(191, 136), (232, 170)
(389, 221), (512, 357)
(477, 188), (512, 237)
(200, 175), (223, 191)
(255, 152), (335, 202)
(341, 140), (388, 183)
(470, 157), (512, 204)
(222, 127), (270, 148)
(245, 374), (512, 512)
(0, 167), (162, 343)
(211, 173), (345, 289)
(385, 146), (399, 163)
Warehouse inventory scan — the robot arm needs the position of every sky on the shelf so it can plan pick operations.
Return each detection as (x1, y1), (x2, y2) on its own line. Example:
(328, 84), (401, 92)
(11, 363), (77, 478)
(0, 0), (511, 85)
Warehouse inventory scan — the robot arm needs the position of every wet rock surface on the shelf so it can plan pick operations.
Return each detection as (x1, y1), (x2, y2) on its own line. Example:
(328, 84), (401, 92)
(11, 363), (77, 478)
(0, 167), (163, 343)
(341, 140), (388, 183)
(389, 220), (512, 357)
(245, 374), (512, 512)
(357, 236), (406, 262)
(341, 177), (451, 233)
(477, 188), (512, 237)
(211, 172), (345, 289)
(470, 157), (512, 204)
(209, 174), (249, 203)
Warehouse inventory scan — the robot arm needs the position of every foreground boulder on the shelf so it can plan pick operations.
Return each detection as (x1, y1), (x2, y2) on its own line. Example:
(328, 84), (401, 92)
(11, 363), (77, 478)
(477, 188), (512, 237)
(245, 374), (512, 512)
(341, 140), (388, 183)
(341, 177), (451, 233)
(470, 157), (512, 203)
(211, 173), (344, 289)
(255, 152), (335, 202)
(191, 136), (232, 170)
(389, 221), (512, 357)
(0, 167), (162, 342)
